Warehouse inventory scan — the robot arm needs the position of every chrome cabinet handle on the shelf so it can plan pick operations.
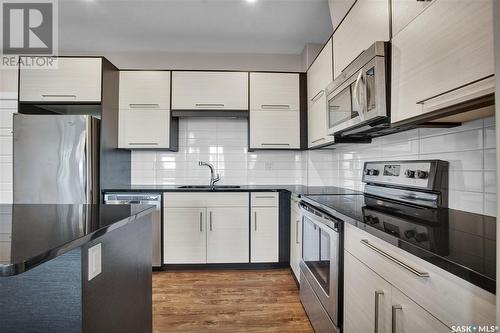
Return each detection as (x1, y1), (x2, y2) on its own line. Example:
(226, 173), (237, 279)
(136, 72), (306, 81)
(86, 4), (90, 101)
(310, 90), (325, 102)
(360, 239), (430, 277)
(260, 143), (290, 146)
(129, 103), (160, 108)
(392, 305), (402, 333)
(199, 212), (203, 232)
(195, 103), (225, 108)
(128, 142), (159, 146)
(261, 104), (290, 110)
(374, 290), (384, 333)
(41, 94), (77, 99)
(254, 211), (257, 231)
(255, 195), (275, 199)
(295, 220), (300, 244)
(209, 211), (213, 231)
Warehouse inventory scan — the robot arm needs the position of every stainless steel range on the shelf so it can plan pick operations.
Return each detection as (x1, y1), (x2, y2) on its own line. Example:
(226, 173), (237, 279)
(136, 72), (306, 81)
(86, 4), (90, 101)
(299, 160), (449, 333)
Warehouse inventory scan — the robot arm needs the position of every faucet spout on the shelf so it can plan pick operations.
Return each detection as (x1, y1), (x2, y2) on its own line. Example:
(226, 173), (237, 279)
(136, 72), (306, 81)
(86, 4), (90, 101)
(198, 161), (220, 188)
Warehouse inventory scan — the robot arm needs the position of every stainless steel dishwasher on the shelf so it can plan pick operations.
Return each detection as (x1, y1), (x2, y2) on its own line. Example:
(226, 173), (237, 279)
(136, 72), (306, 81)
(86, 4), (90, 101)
(104, 193), (162, 268)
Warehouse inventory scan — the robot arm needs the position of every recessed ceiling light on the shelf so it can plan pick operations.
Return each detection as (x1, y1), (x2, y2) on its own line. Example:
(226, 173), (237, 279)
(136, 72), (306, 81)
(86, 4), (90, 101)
(246, 0), (257, 3)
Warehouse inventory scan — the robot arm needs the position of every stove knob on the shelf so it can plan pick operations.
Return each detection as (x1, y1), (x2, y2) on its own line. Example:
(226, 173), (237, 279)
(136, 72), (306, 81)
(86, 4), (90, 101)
(371, 217), (380, 225)
(364, 168), (371, 176)
(415, 232), (428, 242)
(404, 169), (415, 178)
(404, 230), (416, 239)
(415, 170), (428, 179)
(371, 169), (380, 176)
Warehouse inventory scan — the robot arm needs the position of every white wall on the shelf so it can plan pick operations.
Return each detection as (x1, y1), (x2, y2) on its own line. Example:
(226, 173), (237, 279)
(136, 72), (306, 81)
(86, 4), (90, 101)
(131, 118), (306, 186)
(307, 118), (496, 216)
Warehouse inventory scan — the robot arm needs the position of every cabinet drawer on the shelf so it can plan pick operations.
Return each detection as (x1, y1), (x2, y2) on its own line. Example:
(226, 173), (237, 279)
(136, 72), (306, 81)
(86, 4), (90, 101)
(119, 71), (170, 109)
(249, 73), (299, 111)
(171, 71), (248, 110)
(251, 192), (278, 207)
(20, 57), (102, 102)
(344, 223), (495, 327)
(249, 110), (300, 149)
(164, 192), (249, 208)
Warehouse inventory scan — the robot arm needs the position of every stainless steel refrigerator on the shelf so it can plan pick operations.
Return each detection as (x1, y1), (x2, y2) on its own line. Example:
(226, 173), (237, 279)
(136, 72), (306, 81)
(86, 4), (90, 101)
(13, 114), (100, 204)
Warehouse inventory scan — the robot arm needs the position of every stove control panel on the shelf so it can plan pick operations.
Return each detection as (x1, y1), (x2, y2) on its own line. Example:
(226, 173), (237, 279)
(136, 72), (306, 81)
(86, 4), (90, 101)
(363, 161), (434, 189)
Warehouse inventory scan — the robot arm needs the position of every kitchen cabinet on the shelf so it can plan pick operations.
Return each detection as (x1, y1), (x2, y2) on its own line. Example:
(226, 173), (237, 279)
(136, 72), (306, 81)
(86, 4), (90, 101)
(206, 207), (249, 263)
(391, 0), (494, 124)
(391, 288), (449, 333)
(19, 57), (102, 102)
(344, 251), (392, 333)
(118, 71), (174, 149)
(250, 192), (279, 263)
(289, 196), (302, 281)
(331, 0), (390, 79)
(164, 207), (206, 264)
(307, 38), (335, 148)
(392, 0), (435, 37)
(163, 193), (249, 264)
(344, 223), (495, 328)
(171, 71), (248, 110)
(249, 72), (301, 149)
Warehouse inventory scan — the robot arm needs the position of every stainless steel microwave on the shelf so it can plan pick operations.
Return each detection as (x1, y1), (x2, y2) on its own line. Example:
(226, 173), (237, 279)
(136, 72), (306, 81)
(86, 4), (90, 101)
(325, 42), (389, 137)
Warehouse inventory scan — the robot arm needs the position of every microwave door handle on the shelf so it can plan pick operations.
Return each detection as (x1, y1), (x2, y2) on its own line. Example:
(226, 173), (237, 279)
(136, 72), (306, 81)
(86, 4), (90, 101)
(353, 70), (366, 121)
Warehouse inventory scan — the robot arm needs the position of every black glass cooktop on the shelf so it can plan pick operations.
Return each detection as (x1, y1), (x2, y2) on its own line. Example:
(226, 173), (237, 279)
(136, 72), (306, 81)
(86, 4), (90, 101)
(302, 194), (496, 293)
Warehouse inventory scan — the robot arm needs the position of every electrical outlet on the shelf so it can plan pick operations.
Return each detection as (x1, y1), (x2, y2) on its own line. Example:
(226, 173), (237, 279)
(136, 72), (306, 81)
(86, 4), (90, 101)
(88, 243), (102, 281)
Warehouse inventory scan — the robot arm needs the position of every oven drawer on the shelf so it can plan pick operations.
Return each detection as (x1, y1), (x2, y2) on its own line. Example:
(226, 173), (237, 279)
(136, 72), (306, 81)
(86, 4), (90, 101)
(344, 223), (495, 327)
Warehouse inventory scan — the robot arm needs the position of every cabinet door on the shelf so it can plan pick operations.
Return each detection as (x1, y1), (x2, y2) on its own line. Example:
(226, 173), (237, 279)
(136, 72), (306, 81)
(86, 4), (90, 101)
(391, 288), (449, 333)
(307, 38), (333, 98)
(251, 207), (279, 263)
(118, 109), (170, 148)
(164, 208), (206, 264)
(171, 71), (248, 110)
(344, 251), (392, 333)
(332, 0), (390, 79)
(250, 73), (299, 111)
(19, 57), (102, 102)
(249, 110), (300, 149)
(391, 0), (434, 37)
(290, 199), (302, 281)
(119, 71), (170, 109)
(206, 207), (249, 263)
(391, 0), (494, 124)
(308, 95), (334, 148)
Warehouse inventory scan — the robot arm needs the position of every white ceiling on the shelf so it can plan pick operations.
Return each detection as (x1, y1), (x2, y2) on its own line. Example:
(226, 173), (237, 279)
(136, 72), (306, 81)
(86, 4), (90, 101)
(58, 0), (333, 55)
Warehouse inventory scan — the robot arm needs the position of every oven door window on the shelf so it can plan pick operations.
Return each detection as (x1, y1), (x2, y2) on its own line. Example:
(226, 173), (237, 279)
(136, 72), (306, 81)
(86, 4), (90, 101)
(302, 216), (331, 295)
(328, 86), (358, 128)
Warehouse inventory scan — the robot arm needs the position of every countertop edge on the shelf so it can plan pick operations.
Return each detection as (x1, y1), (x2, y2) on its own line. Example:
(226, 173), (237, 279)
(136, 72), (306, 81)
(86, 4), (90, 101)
(0, 206), (156, 277)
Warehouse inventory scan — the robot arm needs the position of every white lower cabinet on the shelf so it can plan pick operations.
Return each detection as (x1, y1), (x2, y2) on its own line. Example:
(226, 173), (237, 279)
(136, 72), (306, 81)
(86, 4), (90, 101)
(206, 207), (249, 263)
(164, 208), (206, 264)
(163, 193), (249, 264)
(251, 192), (279, 263)
(289, 197), (302, 281)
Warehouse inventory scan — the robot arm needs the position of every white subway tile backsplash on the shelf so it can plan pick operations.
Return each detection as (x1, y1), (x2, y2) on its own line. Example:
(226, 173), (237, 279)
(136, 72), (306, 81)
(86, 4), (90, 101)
(419, 129), (483, 154)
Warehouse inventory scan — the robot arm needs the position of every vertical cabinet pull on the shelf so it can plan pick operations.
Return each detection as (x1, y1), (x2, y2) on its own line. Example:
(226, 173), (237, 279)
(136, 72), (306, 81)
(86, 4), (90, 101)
(254, 211), (257, 231)
(209, 211), (213, 231)
(295, 220), (300, 244)
(374, 290), (384, 333)
(392, 305), (402, 333)
(199, 212), (203, 232)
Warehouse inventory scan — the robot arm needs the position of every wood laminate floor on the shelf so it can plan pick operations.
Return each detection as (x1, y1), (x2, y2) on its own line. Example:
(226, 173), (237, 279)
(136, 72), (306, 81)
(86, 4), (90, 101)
(152, 269), (314, 333)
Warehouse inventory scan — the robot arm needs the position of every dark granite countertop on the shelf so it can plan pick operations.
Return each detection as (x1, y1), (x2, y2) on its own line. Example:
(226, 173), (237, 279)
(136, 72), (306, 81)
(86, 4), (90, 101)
(0, 204), (155, 277)
(103, 184), (362, 196)
(301, 194), (496, 293)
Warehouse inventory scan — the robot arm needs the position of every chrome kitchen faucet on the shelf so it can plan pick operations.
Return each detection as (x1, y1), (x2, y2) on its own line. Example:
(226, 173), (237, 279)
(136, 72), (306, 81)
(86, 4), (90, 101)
(198, 161), (220, 188)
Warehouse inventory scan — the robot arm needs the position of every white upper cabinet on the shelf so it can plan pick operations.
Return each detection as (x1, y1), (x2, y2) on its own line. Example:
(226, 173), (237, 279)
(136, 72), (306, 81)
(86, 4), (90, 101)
(171, 71), (248, 110)
(250, 73), (299, 111)
(331, 0), (390, 79)
(307, 38), (335, 148)
(119, 71), (170, 109)
(118, 71), (172, 149)
(19, 57), (102, 102)
(249, 72), (301, 149)
(391, 0), (494, 124)
(392, 0), (435, 37)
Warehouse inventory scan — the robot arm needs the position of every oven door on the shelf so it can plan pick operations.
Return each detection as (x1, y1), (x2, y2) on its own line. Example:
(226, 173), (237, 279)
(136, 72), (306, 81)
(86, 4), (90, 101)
(300, 203), (340, 325)
(327, 55), (387, 136)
